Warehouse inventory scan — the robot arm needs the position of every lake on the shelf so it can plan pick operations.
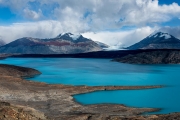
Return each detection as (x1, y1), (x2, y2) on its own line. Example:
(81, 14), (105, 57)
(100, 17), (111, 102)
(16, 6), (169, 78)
(0, 58), (180, 114)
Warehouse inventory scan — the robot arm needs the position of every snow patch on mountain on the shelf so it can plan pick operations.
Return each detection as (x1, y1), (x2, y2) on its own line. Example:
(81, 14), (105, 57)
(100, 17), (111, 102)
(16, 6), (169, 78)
(56, 33), (80, 40)
(148, 32), (172, 39)
(28, 37), (40, 42)
(159, 34), (171, 39)
(56, 33), (66, 38)
(69, 34), (81, 40)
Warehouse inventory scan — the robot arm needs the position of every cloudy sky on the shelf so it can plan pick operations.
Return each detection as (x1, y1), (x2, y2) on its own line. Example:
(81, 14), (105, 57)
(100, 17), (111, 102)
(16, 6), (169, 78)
(0, 0), (180, 47)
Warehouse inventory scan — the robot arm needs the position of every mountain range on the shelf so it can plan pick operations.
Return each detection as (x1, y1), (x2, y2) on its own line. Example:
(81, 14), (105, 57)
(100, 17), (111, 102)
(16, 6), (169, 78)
(0, 33), (107, 54)
(0, 32), (180, 54)
(127, 32), (180, 50)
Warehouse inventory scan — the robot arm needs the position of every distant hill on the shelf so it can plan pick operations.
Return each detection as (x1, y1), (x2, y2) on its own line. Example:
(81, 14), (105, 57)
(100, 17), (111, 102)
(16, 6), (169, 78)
(0, 33), (104, 54)
(127, 32), (180, 50)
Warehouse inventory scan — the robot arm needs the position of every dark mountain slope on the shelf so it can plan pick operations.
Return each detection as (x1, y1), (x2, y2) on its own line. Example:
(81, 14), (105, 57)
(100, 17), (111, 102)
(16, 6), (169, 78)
(127, 32), (180, 50)
(0, 33), (103, 54)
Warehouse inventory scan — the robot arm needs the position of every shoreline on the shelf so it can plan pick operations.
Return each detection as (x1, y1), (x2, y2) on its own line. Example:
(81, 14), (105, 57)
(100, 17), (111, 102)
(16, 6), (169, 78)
(0, 63), (179, 120)
(71, 85), (163, 115)
(0, 77), (162, 120)
(70, 85), (164, 98)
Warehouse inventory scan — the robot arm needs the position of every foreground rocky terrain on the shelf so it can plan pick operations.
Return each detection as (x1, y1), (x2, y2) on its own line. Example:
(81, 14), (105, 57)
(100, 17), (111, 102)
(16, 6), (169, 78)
(0, 64), (179, 120)
(113, 50), (180, 64)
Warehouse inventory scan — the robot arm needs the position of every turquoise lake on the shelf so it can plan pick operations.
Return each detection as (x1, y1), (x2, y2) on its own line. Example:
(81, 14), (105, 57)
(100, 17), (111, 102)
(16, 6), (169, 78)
(1, 58), (180, 114)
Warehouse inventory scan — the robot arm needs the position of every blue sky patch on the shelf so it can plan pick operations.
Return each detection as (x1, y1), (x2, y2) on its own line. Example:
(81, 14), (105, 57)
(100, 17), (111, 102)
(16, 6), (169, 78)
(0, 5), (17, 24)
(161, 18), (180, 27)
(159, 0), (180, 5)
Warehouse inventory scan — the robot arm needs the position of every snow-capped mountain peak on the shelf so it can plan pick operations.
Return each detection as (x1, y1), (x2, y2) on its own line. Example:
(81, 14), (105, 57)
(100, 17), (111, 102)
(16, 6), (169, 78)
(0, 32), (104, 54)
(69, 33), (81, 40)
(127, 31), (180, 50)
(56, 33), (81, 40)
(148, 32), (171, 39)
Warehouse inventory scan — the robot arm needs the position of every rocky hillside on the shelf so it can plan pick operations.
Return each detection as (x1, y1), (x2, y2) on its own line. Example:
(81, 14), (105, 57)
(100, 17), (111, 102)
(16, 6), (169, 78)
(95, 41), (109, 48)
(0, 64), (41, 77)
(0, 33), (103, 54)
(127, 32), (180, 50)
(113, 50), (180, 64)
(0, 101), (46, 120)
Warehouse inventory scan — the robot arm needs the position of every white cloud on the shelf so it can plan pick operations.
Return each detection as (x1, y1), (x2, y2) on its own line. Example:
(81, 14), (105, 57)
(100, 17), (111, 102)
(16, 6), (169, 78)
(0, 20), (156, 47)
(83, 26), (156, 47)
(0, 0), (180, 46)
(0, 0), (180, 29)
(0, 21), (59, 43)
(0, 20), (89, 43)
(1, 21), (180, 48)
(23, 8), (42, 20)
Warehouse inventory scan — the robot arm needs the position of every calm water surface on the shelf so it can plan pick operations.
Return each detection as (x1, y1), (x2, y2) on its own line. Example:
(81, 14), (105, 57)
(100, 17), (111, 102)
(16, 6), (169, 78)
(1, 58), (180, 114)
